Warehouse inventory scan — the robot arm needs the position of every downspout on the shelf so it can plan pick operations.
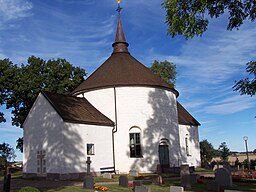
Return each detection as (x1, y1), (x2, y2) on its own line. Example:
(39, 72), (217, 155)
(112, 86), (118, 174)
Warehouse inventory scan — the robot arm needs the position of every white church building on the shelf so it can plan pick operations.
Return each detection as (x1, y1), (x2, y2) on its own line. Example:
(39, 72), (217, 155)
(23, 12), (201, 180)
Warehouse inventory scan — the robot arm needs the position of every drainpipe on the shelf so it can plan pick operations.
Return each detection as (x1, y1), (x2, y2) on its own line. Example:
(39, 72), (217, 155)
(112, 86), (118, 174)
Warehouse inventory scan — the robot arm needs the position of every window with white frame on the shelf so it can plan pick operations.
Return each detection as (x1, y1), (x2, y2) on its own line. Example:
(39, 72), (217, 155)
(129, 127), (142, 158)
(87, 144), (95, 155)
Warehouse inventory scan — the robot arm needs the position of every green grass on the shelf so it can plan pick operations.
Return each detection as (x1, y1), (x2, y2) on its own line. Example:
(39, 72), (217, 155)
(194, 167), (214, 175)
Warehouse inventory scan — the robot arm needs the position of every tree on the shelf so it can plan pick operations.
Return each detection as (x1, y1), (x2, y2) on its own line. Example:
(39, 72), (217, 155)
(16, 137), (23, 153)
(218, 142), (230, 161)
(149, 60), (177, 87)
(0, 56), (86, 127)
(162, 0), (256, 39)
(199, 139), (215, 165)
(233, 61), (256, 96)
(0, 142), (16, 171)
(0, 56), (86, 151)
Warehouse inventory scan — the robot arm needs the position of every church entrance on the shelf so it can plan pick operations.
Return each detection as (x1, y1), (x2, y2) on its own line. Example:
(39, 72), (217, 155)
(158, 139), (170, 168)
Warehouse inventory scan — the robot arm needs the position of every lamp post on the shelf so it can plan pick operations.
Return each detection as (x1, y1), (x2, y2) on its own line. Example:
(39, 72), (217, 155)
(243, 136), (250, 172)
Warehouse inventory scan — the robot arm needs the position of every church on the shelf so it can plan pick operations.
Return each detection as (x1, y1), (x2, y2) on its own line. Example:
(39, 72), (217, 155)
(22, 5), (201, 180)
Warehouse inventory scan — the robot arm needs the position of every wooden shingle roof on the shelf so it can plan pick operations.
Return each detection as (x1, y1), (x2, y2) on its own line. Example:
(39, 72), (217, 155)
(42, 91), (114, 127)
(177, 101), (200, 126)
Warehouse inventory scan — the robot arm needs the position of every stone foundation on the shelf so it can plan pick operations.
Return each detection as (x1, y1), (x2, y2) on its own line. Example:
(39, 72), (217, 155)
(23, 172), (100, 180)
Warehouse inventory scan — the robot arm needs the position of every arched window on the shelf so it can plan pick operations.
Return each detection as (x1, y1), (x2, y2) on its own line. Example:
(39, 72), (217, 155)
(129, 127), (142, 158)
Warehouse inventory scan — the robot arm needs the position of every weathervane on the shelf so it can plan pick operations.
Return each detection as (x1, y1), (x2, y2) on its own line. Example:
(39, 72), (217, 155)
(116, 0), (122, 15)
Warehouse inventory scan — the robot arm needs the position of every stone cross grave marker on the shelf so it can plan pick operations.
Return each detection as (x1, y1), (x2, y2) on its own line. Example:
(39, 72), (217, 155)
(215, 168), (232, 187)
(180, 164), (191, 189)
(86, 157), (92, 176)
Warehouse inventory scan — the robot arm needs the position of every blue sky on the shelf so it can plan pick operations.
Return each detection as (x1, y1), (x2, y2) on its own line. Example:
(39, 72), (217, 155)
(0, 0), (255, 161)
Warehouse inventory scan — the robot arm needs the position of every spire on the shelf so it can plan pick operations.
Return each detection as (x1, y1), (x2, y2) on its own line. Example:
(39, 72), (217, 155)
(112, 0), (129, 53)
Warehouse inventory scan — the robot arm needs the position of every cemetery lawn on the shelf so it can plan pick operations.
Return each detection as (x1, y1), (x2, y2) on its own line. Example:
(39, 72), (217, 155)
(40, 179), (256, 192)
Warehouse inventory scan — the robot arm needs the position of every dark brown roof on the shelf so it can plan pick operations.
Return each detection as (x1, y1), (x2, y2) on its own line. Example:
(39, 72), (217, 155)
(72, 15), (178, 96)
(42, 91), (114, 127)
(177, 101), (200, 126)
(72, 52), (179, 96)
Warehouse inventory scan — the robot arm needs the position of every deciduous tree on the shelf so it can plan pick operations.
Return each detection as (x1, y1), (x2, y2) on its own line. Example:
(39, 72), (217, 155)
(233, 61), (256, 96)
(0, 142), (16, 171)
(162, 0), (256, 39)
(149, 60), (176, 88)
(200, 139), (215, 165)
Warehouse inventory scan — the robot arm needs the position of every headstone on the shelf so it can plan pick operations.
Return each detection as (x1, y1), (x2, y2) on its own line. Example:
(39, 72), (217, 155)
(190, 173), (199, 184)
(152, 175), (163, 185)
(170, 186), (184, 192)
(102, 173), (112, 179)
(86, 157), (92, 176)
(119, 175), (128, 187)
(207, 180), (220, 192)
(83, 176), (94, 190)
(133, 180), (142, 187)
(215, 168), (232, 187)
(129, 169), (139, 177)
(134, 185), (151, 192)
(180, 164), (191, 189)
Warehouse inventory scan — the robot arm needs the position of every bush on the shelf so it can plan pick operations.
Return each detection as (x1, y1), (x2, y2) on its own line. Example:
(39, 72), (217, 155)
(18, 187), (40, 192)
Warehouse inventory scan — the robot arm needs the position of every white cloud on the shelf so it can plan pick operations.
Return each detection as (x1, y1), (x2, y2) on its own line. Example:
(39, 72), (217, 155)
(203, 95), (255, 115)
(0, 0), (33, 29)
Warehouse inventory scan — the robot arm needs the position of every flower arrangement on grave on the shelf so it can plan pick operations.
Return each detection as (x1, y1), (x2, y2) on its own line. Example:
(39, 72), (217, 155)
(94, 185), (108, 191)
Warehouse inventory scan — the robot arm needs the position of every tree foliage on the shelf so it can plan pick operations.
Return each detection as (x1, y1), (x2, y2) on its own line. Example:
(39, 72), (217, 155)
(218, 142), (230, 161)
(0, 56), (86, 127)
(162, 0), (256, 39)
(233, 61), (256, 96)
(199, 139), (215, 164)
(150, 60), (176, 87)
(0, 142), (16, 168)
(16, 137), (23, 153)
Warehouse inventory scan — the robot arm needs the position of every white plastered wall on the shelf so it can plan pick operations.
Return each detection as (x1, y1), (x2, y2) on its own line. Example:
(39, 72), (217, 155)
(62, 122), (113, 174)
(179, 124), (201, 167)
(23, 93), (64, 174)
(82, 86), (182, 173)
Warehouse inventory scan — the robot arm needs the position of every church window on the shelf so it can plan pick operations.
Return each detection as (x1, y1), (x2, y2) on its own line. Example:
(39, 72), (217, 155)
(129, 127), (142, 158)
(87, 144), (95, 155)
(185, 136), (190, 156)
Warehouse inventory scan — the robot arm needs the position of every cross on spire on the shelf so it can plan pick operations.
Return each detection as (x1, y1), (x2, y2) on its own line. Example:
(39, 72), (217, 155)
(116, 0), (122, 15)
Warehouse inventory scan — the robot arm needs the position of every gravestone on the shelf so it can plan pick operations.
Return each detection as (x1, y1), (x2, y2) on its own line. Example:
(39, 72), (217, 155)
(207, 180), (220, 192)
(190, 173), (199, 184)
(170, 186), (184, 192)
(133, 180), (142, 187)
(119, 175), (128, 187)
(215, 168), (232, 187)
(83, 176), (94, 190)
(152, 175), (163, 185)
(134, 185), (151, 192)
(129, 169), (139, 177)
(180, 164), (191, 189)
(102, 173), (112, 179)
